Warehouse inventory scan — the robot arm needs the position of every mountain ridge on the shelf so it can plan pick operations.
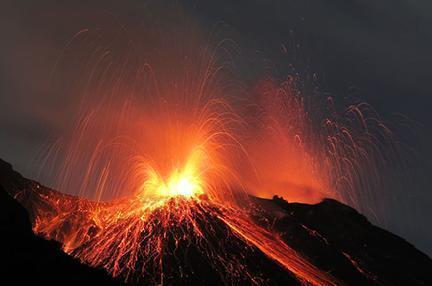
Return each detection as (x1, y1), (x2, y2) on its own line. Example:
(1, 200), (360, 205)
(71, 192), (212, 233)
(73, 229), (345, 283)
(1, 158), (431, 285)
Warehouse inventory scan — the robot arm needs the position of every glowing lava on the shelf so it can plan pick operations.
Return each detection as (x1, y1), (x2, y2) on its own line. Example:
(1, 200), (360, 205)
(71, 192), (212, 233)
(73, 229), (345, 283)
(24, 25), (401, 285)
(28, 137), (338, 285)
(141, 150), (204, 199)
(152, 170), (201, 198)
(26, 181), (337, 286)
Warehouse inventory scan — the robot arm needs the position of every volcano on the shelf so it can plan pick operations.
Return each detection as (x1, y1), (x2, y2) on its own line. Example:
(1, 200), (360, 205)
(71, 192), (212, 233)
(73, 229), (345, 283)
(1, 158), (431, 286)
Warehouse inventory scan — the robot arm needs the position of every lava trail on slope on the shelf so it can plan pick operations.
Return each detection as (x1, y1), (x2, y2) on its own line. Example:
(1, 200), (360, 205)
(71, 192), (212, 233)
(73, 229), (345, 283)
(3, 159), (432, 286)
(10, 181), (335, 286)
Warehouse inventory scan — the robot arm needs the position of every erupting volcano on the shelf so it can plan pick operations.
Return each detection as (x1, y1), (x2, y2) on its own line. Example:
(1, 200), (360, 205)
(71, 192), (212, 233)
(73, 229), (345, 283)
(2, 4), (432, 286)
(24, 179), (336, 285)
(19, 94), (339, 285)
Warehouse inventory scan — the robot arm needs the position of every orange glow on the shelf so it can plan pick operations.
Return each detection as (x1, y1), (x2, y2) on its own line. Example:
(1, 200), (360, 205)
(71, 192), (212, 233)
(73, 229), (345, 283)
(239, 78), (329, 204)
(28, 23), (397, 285)
(140, 149), (204, 199)
(29, 186), (337, 285)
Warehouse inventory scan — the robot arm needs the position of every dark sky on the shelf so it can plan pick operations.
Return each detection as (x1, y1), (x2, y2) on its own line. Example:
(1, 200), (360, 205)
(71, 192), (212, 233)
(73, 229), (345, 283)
(1, 0), (432, 254)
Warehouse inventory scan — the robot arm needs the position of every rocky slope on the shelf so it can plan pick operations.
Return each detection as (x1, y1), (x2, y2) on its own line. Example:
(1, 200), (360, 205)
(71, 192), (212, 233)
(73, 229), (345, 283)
(1, 158), (431, 285)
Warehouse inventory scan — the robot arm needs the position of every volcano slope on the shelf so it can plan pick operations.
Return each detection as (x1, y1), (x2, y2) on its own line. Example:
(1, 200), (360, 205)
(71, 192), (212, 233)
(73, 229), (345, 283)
(0, 158), (431, 286)
(0, 165), (123, 285)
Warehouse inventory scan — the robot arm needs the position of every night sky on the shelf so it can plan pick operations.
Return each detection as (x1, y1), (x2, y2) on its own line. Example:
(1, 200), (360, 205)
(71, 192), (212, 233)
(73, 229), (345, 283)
(1, 0), (432, 254)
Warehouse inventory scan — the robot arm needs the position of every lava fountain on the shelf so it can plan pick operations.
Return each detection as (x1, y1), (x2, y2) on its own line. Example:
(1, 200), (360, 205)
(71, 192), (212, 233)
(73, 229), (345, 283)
(22, 24), (342, 285)
(31, 110), (337, 285)
(22, 14), (406, 285)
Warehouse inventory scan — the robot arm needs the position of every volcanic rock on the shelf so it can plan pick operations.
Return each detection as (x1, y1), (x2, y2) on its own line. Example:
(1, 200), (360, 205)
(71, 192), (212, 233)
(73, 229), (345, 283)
(1, 158), (431, 285)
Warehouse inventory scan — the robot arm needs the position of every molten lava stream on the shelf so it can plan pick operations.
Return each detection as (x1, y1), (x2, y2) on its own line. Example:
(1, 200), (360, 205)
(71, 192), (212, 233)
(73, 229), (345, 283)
(29, 158), (338, 286)
(218, 210), (337, 286)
